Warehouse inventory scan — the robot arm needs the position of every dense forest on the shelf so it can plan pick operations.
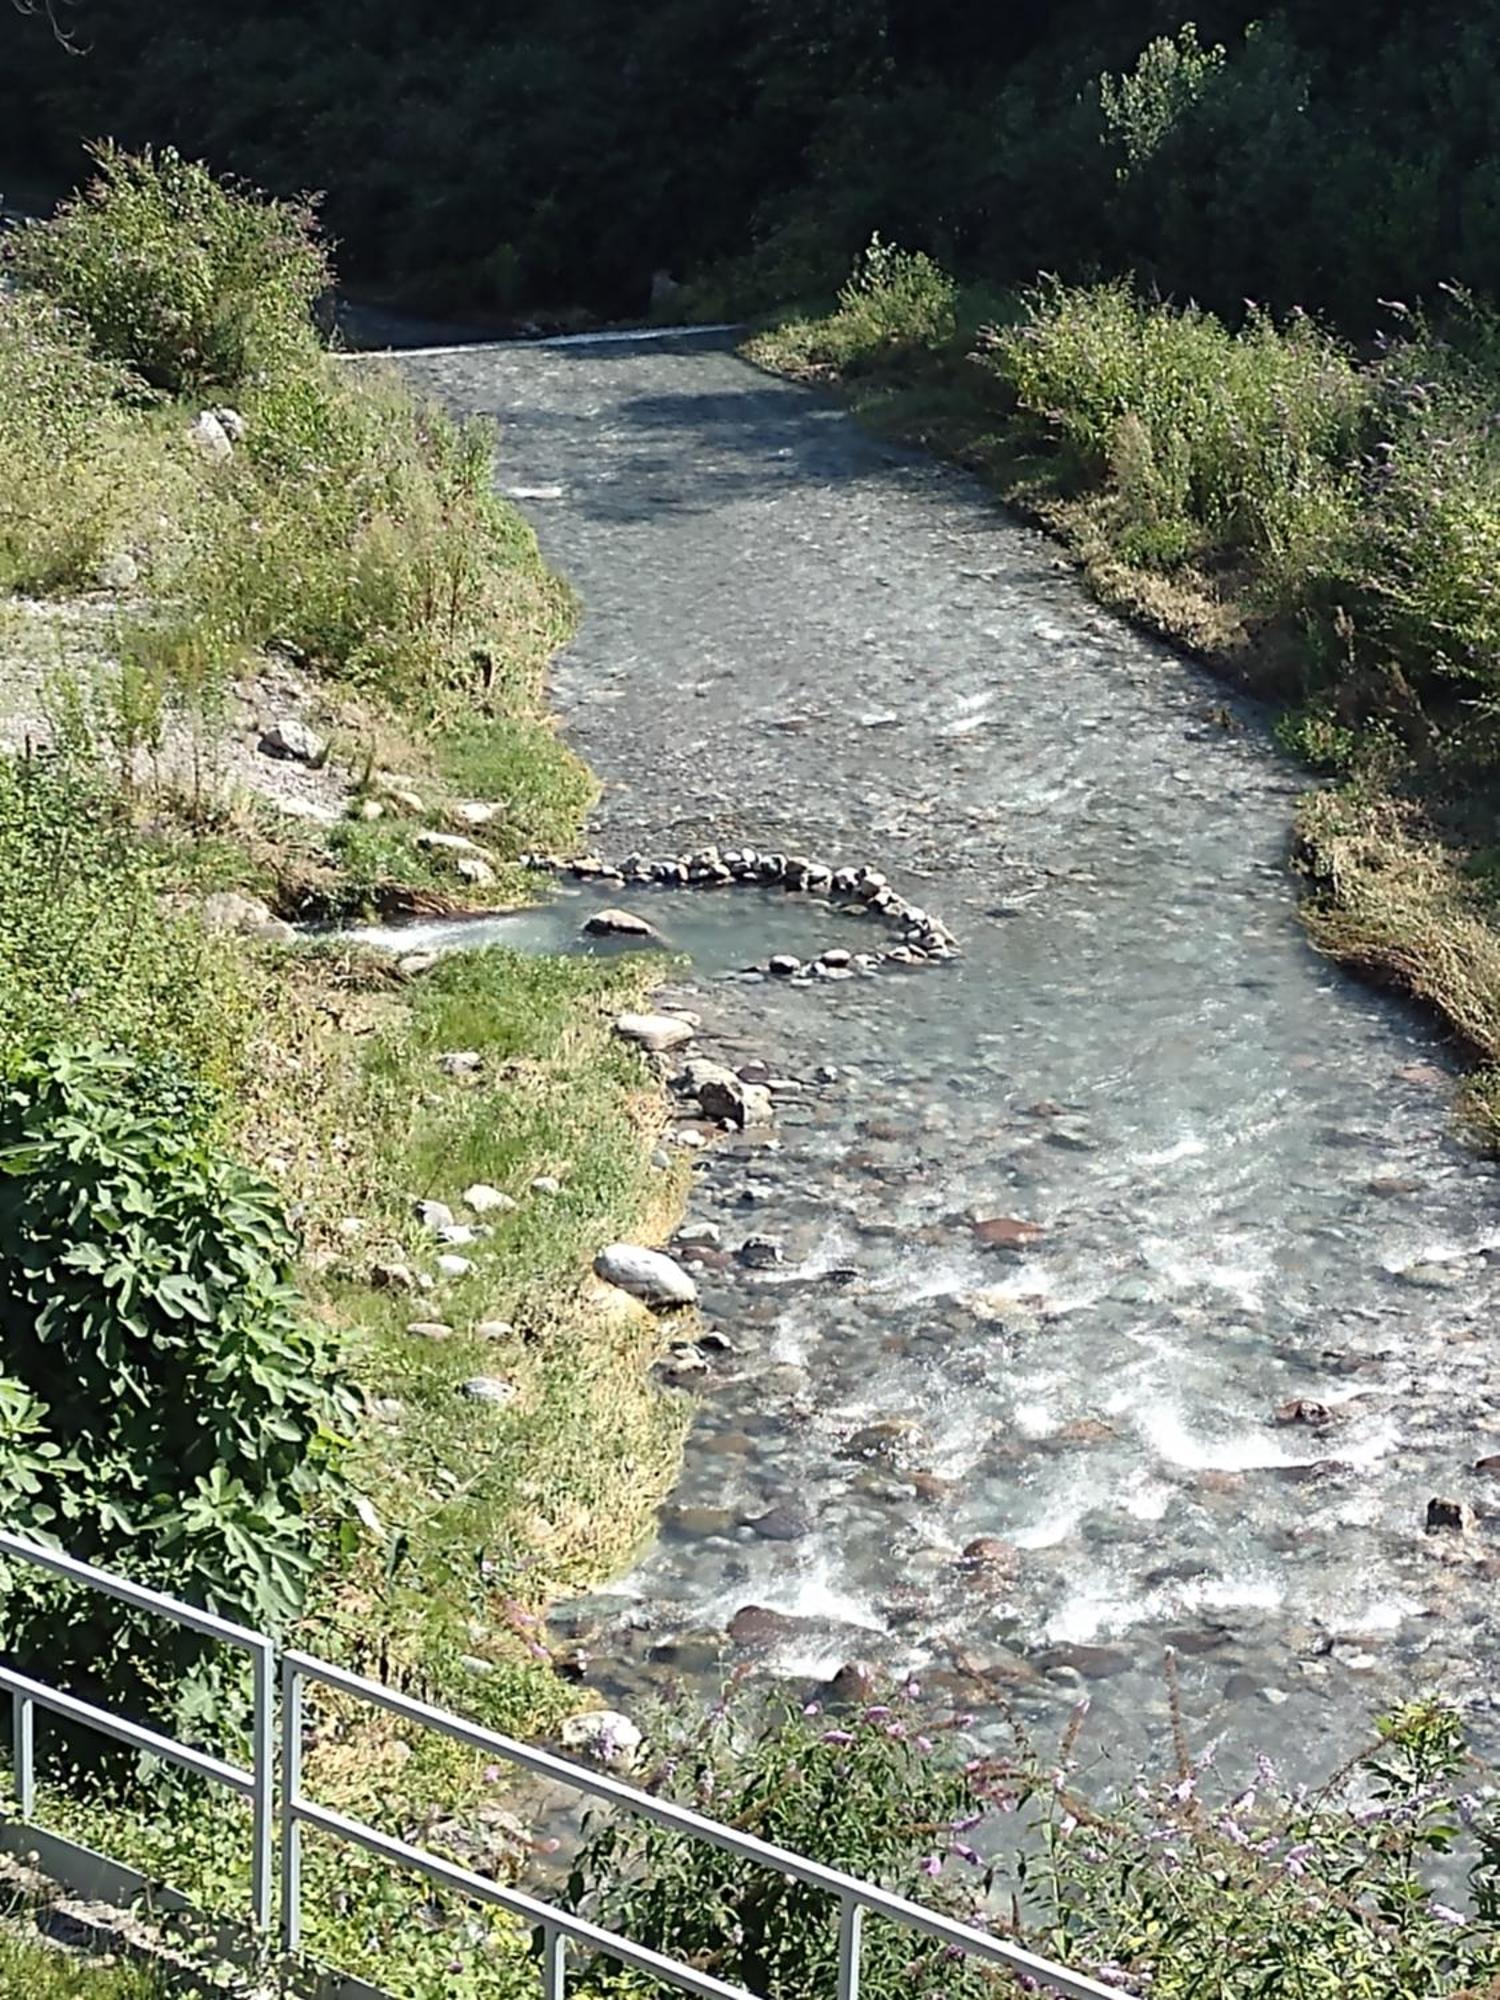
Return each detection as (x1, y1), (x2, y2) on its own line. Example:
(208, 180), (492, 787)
(6, 1), (1500, 326)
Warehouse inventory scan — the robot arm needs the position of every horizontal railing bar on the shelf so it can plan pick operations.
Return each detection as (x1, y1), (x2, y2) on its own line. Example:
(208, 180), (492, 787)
(292, 1798), (756, 2000)
(0, 1534), (270, 1655)
(284, 1652), (1125, 1999)
(0, 1667), (254, 1798)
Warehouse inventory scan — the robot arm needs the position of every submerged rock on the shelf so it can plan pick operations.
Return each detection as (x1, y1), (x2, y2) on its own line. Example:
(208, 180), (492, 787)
(593, 1242), (698, 1307)
(972, 1215), (1047, 1249)
(583, 907), (663, 940)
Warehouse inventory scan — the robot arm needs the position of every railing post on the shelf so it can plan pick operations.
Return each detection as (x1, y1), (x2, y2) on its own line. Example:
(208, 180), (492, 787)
(280, 1656), (304, 1957)
(540, 1922), (566, 1998)
(837, 1896), (863, 2000)
(11, 1692), (33, 1820)
(249, 1641), (273, 1933)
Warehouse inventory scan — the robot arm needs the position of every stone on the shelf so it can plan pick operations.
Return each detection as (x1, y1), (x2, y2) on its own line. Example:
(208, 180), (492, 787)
(258, 716), (325, 764)
(531, 1175), (561, 1194)
(464, 1183), (517, 1215)
(413, 1199), (455, 1234)
(437, 1253), (474, 1279)
(559, 1710), (642, 1772)
(1426, 1496), (1473, 1534)
(1475, 1455), (1500, 1477)
(188, 409), (233, 462)
(742, 1503), (812, 1541)
(1045, 1120), (1096, 1151)
(210, 406), (247, 443)
(407, 1320), (454, 1340)
(972, 1215), (1046, 1250)
(460, 1376), (518, 1406)
(727, 1604), (802, 1648)
(200, 889), (276, 934)
(593, 1243), (698, 1307)
(674, 1221), (721, 1249)
(840, 1419), (925, 1465)
(1036, 1643), (1133, 1680)
(437, 1051), (482, 1077)
(451, 800), (500, 827)
(370, 1260), (414, 1291)
(767, 954), (801, 977)
(1273, 1398), (1339, 1429)
(357, 797), (385, 821)
(397, 953), (440, 979)
(613, 1011), (695, 1053)
(699, 1073), (773, 1128)
(456, 856), (497, 888)
(959, 1537), (1022, 1578)
(437, 1223), (479, 1246)
(1397, 1261), (1466, 1290)
(819, 948), (853, 970)
(737, 1234), (784, 1268)
(583, 908), (663, 940)
(96, 549), (140, 591)
(475, 1319), (515, 1341)
(825, 1661), (879, 1704)
(416, 829), (483, 857)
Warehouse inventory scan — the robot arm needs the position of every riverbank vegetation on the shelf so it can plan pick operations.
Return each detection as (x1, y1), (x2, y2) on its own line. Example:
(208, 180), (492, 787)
(750, 235), (1500, 1139)
(0, 150), (689, 1993)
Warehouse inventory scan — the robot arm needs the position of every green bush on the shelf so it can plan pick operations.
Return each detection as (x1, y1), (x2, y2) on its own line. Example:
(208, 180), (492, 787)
(990, 279), (1368, 585)
(564, 1687), (1500, 2000)
(4, 142), (327, 393)
(0, 1042), (356, 1704)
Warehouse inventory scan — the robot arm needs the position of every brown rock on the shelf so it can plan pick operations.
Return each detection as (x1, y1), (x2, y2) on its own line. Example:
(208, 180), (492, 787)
(1272, 1399), (1340, 1429)
(727, 1605), (804, 1649)
(742, 1503), (813, 1542)
(1475, 1455), (1500, 1477)
(1036, 1643), (1133, 1680)
(840, 1419), (925, 1464)
(1368, 1174), (1424, 1196)
(825, 1660), (879, 1705)
(1051, 1417), (1115, 1446)
(910, 1470), (956, 1502)
(972, 1215), (1047, 1250)
(959, 1536), (1021, 1579)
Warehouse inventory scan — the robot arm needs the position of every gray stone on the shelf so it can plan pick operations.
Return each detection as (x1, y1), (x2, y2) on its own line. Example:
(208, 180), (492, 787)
(675, 1221), (722, 1248)
(436, 1253), (474, 1279)
(583, 908), (663, 940)
(417, 829), (484, 857)
(188, 409), (233, 462)
(210, 405), (247, 443)
(1398, 1261), (1466, 1290)
(559, 1710), (642, 1771)
(593, 1242), (698, 1307)
(96, 550), (140, 591)
(614, 1011), (696, 1053)
(475, 1319), (516, 1340)
(768, 954), (801, 977)
(259, 716), (325, 763)
(407, 1320), (453, 1340)
(460, 1376), (518, 1406)
(464, 1183), (518, 1215)
(437, 1222), (480, 1247)
(200, 889), (276, 934)
(413, 1199), (455, 1234)
(437, 1050), (482, 1077)
(738, 1234), (784, 1268)
(455, 855), (497, 888)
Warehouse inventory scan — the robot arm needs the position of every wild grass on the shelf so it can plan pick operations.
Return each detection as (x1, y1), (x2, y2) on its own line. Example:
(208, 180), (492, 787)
(0, 1926), (169, 1998)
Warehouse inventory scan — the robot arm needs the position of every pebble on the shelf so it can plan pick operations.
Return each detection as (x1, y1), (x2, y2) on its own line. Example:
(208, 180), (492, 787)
(531, 1176), (561, 1194)
(614, 1011), (696, 1053)
(437, 1253), (474, 1279)
(437, 1051), (482, 1077)
(413, 1199), (455, 1234)
(258, 716), (325, 763)
(407, 1321), (454, 1340)
(464, 1183), (517, 1214)
(475, 1320), (515, 1340)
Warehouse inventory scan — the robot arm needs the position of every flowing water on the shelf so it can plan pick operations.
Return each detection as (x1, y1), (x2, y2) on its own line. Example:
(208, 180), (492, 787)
(398, 331), (1500, 1783)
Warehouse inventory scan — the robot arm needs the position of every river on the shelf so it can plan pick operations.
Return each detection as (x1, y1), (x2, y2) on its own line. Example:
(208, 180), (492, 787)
(398, 329), (1500, 1785)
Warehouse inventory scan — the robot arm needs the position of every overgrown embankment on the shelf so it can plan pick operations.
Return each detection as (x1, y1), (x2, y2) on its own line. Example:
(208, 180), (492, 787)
(0, 147), (691, 1995)
(750, 244), (1500, 1139)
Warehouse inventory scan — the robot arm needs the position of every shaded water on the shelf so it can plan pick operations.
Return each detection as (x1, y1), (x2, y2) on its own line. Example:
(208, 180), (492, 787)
(400, 332), (1500, 1781)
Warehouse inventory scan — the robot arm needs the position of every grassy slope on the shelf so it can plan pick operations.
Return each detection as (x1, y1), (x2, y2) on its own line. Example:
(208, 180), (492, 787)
(747, 293), (1500, 1140)
(0, 178), (692, 1994)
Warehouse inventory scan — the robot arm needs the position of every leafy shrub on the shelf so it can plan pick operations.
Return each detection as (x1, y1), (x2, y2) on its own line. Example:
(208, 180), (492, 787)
(990, 279), (1369, 584)
(0, 1043), (356, 1704)
(564, 1686), (1500, 2000)
(5, 142), (327, 393)
(1099, 21), (1227, 174)
(565, 1689), (1005, 1998)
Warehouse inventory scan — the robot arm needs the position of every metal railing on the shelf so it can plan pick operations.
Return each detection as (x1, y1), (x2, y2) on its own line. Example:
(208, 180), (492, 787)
(0, 1529), (275, 1931)
(0, 1532), (1129, 1999)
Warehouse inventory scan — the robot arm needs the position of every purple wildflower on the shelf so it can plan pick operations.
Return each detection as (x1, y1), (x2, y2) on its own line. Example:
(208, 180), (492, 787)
(1431, 1903), (1466, 1927)
(802, 1702), (822, 1718)
(919, 1854), (943, 1878)
(952, 1842), (981, 1866)
(863, 1704), (892, 1721)
(821, 1729), (854, 1746)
